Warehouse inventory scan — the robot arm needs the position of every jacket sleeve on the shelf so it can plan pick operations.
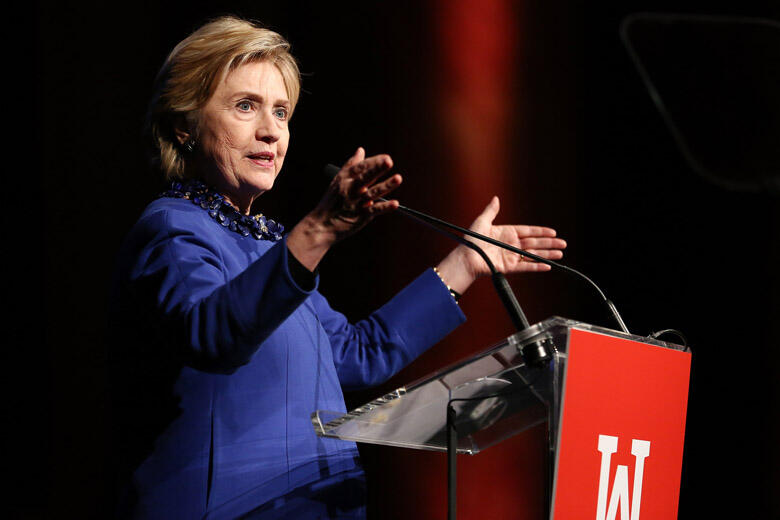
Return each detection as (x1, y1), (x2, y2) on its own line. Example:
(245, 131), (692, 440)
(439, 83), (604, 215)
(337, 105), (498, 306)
(121, 207), (317, 373)
(310, 269), (466, 390)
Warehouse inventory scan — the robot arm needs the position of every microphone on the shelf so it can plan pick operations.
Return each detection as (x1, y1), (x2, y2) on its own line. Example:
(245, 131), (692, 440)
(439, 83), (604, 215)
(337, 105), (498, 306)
(323, 163), (630, 336)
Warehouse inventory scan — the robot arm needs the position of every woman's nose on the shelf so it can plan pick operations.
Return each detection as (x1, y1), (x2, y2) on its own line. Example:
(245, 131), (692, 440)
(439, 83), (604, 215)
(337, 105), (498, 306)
(256, 111), (280, 143)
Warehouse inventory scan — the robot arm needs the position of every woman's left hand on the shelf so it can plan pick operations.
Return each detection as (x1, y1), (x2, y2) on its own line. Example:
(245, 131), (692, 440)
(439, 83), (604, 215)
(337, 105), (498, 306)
(435, 196), (567, 295)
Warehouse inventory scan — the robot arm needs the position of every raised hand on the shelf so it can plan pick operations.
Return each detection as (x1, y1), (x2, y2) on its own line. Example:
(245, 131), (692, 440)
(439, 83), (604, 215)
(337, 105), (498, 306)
(436, 196), (567, 295)
(286, 147), (402, 270)
(313, 147), (402, 239)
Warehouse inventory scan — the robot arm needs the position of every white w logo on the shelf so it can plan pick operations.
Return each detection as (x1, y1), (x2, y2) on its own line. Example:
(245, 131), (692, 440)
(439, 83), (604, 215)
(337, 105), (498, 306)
(596, 435), (651, 520)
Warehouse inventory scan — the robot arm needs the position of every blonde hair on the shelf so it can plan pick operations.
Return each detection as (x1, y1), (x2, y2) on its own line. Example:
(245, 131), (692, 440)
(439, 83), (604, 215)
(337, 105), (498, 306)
(147, 16), (301, 179)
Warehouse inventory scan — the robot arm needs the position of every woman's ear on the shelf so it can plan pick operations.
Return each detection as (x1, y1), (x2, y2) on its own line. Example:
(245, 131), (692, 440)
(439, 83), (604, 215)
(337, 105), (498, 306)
(172, 113), (193, 145)
(175, 128), (190, 145)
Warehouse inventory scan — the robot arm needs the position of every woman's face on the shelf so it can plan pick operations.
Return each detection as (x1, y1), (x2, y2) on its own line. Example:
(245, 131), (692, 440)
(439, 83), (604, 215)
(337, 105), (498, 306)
(194, 60), (291, 212)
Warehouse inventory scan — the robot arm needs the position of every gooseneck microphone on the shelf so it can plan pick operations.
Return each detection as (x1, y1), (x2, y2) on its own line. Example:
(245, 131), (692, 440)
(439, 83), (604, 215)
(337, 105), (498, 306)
(392, 201), (630, 334)
(322, 163), (630, 337)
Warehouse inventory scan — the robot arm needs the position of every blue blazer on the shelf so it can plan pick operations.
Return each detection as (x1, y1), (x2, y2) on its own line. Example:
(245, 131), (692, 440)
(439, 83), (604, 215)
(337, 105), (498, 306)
(109, 197), (465, 519)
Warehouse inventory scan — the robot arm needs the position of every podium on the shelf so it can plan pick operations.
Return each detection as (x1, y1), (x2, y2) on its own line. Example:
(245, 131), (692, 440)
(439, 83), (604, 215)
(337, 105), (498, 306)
(312, 317), (691, 519)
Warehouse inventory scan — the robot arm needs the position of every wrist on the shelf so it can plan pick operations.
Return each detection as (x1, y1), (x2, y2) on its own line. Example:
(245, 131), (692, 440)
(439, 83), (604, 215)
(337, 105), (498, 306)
(435, 246), (479, 296)
(287, 214), (335, 271)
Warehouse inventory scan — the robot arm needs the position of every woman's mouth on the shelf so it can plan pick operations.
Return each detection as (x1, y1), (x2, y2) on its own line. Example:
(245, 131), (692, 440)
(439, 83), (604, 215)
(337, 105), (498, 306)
(247, 151), (275, 168)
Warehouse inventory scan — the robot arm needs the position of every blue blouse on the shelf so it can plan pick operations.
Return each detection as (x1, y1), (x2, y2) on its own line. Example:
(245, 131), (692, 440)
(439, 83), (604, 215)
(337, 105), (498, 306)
(109, 196), (466, 519)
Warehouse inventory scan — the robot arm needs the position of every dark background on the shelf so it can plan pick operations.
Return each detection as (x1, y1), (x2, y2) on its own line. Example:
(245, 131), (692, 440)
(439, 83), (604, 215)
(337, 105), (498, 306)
(25, 0), (778, 518)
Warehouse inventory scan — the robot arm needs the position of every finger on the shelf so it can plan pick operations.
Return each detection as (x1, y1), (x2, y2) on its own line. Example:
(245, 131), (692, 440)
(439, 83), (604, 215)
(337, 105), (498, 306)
(514, 225), (558, 238)
(519, 262), (552, 272)
(364, 174), (403, 200)
(367, 199), (400, 215)
(523, 249), (564, 260)
(518, 237), (567, 249)
(349, 154), (393, 180)
(343, 147), (366, 170)
(475, 196), (500, 224)
(348, 155), (394, 197)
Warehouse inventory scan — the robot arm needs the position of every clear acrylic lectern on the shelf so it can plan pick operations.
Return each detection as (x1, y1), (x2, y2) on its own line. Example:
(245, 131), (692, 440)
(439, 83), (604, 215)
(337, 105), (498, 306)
(312, 317), (689, 519)
(313, 317), (684, 455)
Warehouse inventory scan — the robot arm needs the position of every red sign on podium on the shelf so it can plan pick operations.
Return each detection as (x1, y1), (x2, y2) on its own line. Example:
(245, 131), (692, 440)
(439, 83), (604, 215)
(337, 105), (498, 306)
(551, 328), (691, 520)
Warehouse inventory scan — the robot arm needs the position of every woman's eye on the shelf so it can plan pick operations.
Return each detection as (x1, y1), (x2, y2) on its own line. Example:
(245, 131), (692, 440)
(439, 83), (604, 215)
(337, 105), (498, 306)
(274, 107), (288, 120)
(237, 101), (253, 112)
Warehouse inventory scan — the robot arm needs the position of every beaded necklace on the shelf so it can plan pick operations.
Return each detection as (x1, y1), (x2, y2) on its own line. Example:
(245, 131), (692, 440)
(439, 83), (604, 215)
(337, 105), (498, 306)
(159, 179), (284, 241)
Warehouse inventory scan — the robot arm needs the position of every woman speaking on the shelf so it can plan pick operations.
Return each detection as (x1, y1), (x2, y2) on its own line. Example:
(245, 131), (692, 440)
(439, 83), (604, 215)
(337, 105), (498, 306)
(109, 16), (566, 519)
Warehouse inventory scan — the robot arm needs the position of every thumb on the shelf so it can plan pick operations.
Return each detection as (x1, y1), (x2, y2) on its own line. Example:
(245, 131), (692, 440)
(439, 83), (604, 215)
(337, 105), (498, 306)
(477, 195), (500, 223)
(344, 146), (365, 169)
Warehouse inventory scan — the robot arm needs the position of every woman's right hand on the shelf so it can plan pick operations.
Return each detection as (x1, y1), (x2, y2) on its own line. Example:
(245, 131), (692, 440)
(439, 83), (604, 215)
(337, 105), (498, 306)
(287, 147), (402, 271)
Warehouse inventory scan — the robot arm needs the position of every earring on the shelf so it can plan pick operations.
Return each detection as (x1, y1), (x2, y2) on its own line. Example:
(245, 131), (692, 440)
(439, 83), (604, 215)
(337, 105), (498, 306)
(184, 139), (196, 153)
